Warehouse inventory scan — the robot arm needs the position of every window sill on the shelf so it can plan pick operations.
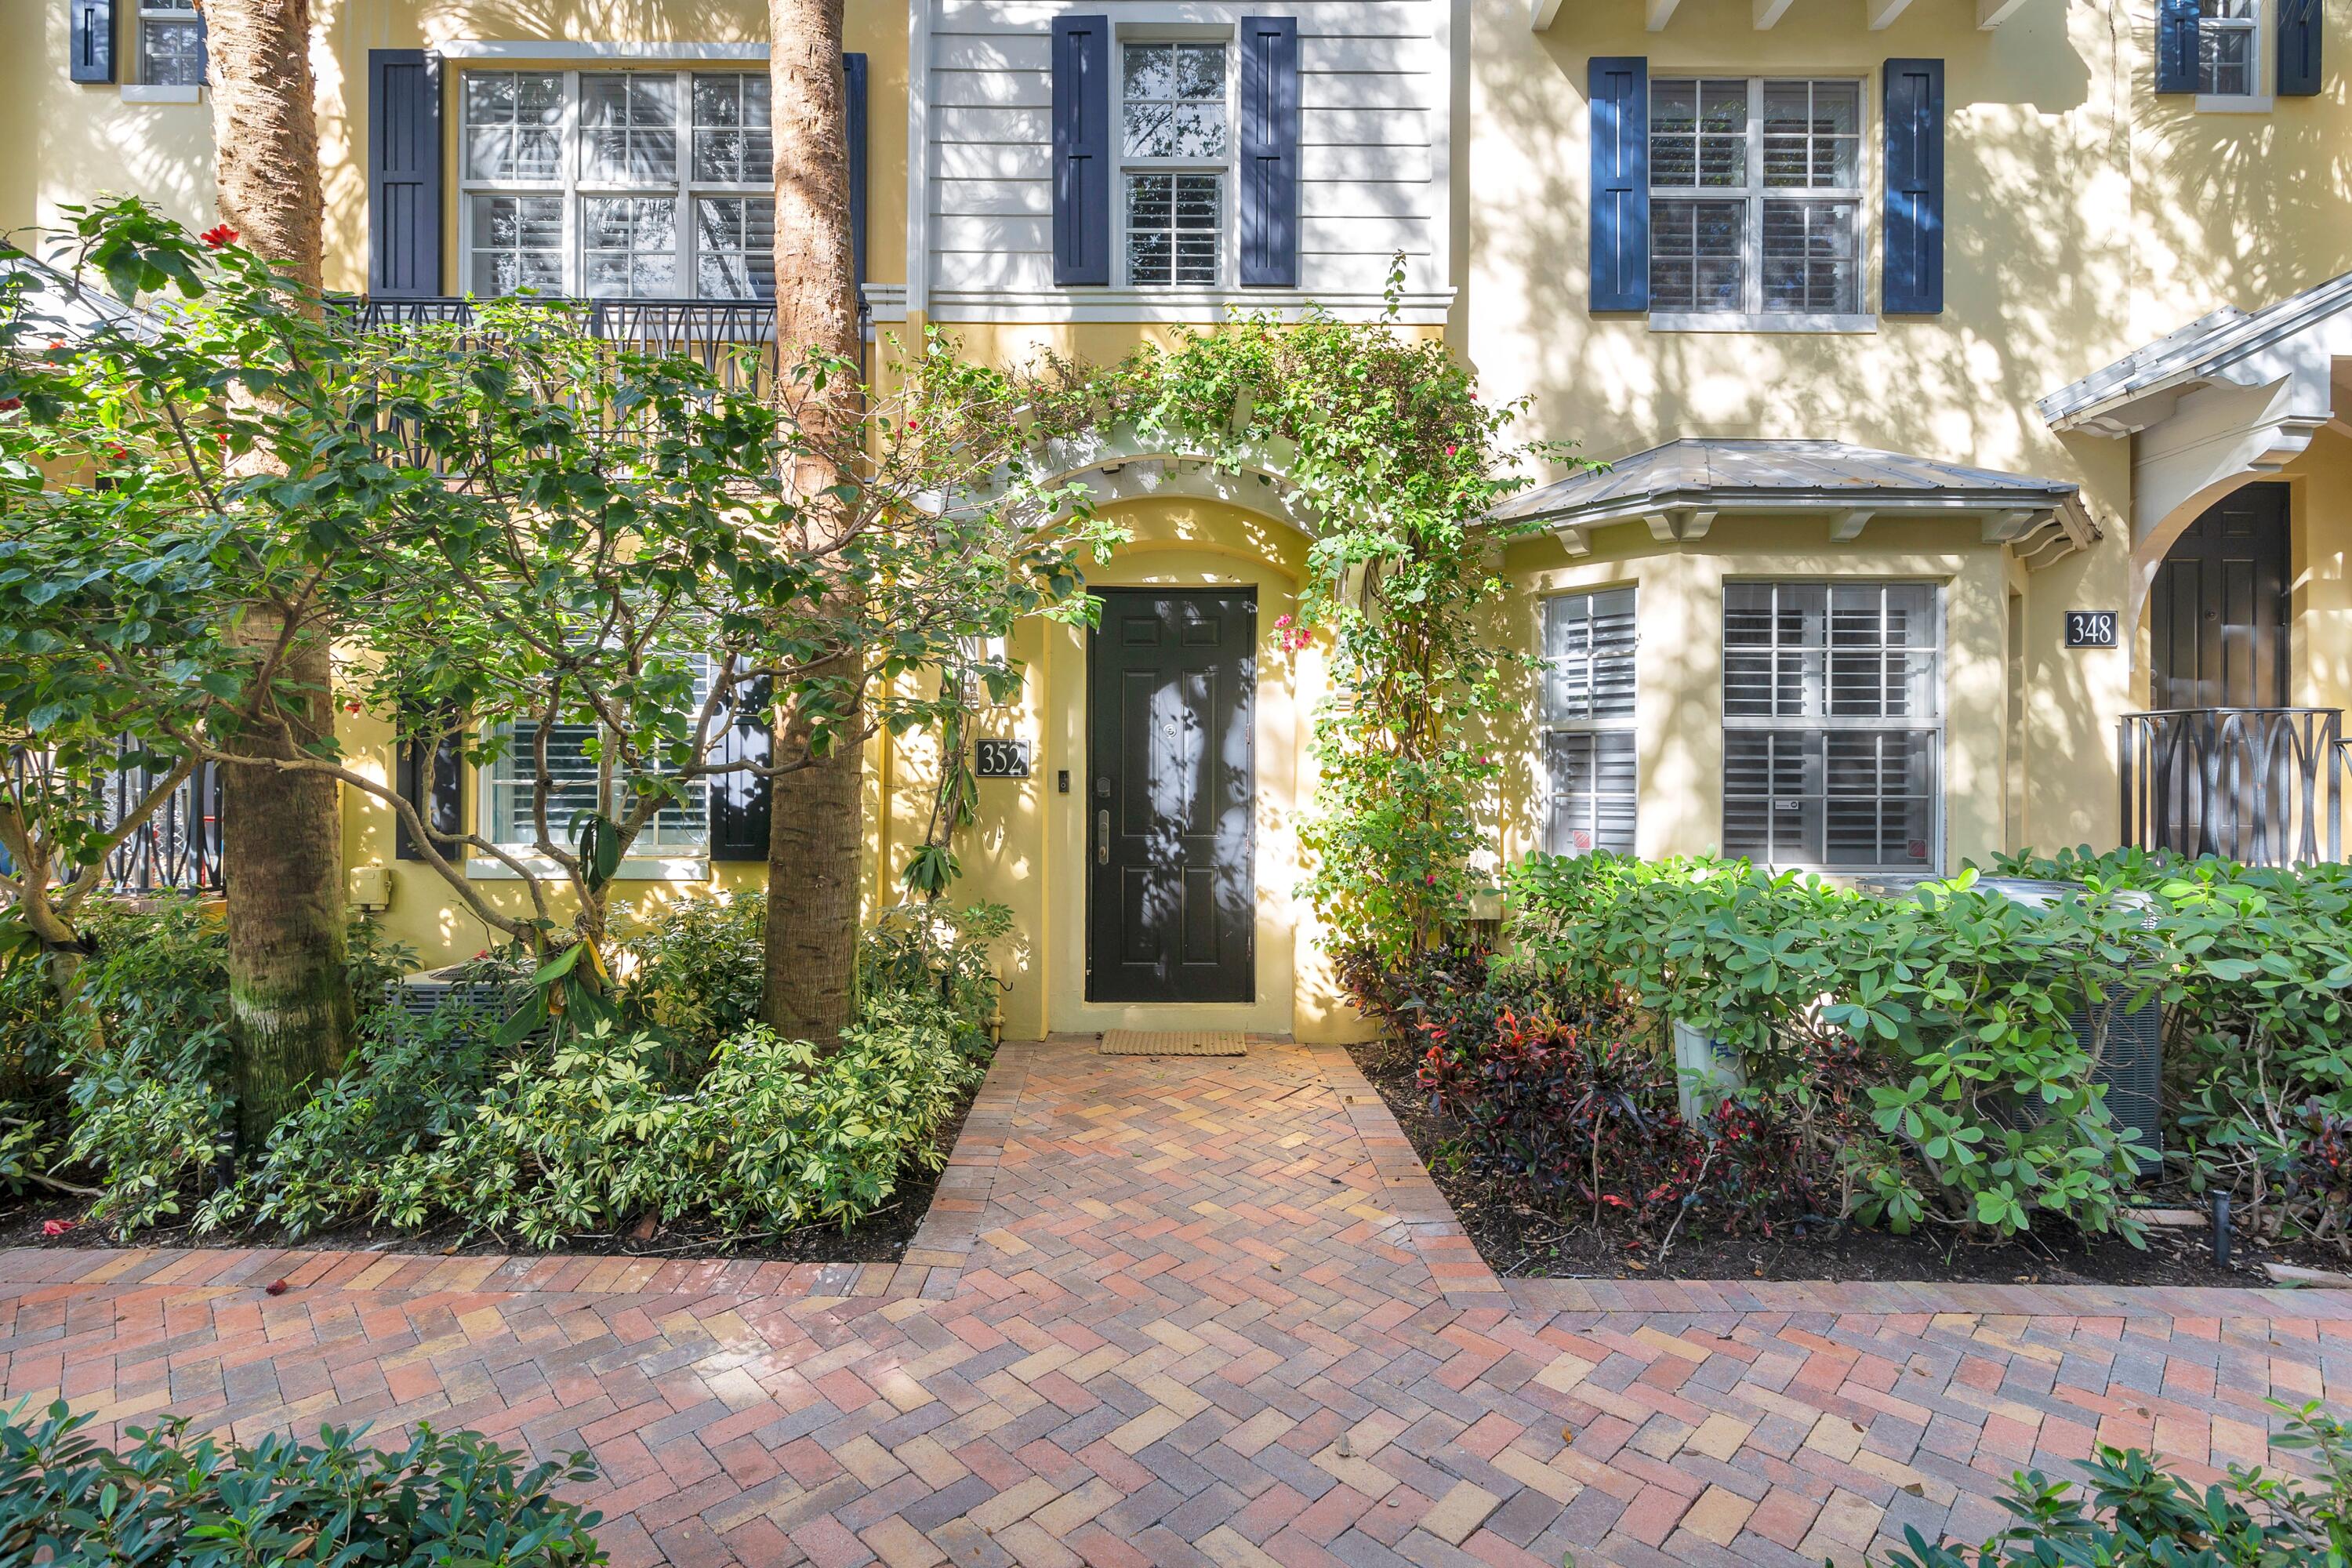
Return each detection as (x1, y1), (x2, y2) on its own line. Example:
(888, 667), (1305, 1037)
(464, 855), (710, 882)
(1650, 312), (1875, 334)
(121, 84), (201, 104)
(2195, 92), (2274, 113)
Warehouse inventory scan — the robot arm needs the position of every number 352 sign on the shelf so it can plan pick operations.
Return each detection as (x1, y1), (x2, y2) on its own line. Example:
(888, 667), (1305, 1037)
(2065, 610), (2118, 649)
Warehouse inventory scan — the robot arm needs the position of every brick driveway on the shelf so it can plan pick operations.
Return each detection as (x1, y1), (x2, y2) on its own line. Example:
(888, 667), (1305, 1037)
(2, 1038), (2347, 1568)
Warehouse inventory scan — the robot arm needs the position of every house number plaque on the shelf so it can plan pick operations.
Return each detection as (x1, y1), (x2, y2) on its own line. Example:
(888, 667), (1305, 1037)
(974, 739), (1031, 779)
(2065, 610), (2118, 648)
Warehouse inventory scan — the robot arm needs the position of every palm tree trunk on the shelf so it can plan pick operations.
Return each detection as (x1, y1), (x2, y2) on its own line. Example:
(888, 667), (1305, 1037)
(205, 0), (351, 1147)
(760, 0), (866, 1045)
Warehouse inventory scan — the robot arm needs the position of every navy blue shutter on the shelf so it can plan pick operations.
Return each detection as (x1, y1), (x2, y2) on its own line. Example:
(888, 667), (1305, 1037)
(1239, 16), (1300, 288)
(2278, 0), (2321, 94)
(1051, 16), (1112, 286)
(2155, 0), (2200, 90)
(368, 50), (444, 298)
(710, 677), (772, 861)
(69, 0), (113, 83)
(1882, 59), (1944, 315)
(394, 710), (466, 862)
(844, 53), (870, 289)
(1588, 57), (1648, 313)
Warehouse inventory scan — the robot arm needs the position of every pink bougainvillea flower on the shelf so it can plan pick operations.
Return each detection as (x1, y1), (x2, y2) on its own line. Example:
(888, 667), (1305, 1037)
(41, 1219), (74, 1238)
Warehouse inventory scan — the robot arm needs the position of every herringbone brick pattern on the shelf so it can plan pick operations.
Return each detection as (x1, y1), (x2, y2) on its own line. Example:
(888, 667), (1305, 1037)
(2, 1038), (2347, 1568)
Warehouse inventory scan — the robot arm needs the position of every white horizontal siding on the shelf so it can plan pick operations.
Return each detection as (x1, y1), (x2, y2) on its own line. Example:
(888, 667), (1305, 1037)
(922, 0), (1444, 309)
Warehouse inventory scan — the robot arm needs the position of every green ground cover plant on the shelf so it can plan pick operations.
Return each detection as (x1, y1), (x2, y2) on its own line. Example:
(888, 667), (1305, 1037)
(1875, 1400), (2352, 1568)
(0, 893), (1004, 1247)
(0, 1399), (603, 1566)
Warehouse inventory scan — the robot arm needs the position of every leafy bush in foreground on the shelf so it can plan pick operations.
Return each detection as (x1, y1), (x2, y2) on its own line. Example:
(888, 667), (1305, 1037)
(1877, 1401), (2352, 1568)
(0, 1399), (602, 1566)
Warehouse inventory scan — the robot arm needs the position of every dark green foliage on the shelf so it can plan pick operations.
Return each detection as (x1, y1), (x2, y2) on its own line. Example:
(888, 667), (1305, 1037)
(1877, 1401), (2352, 1568)
(0, 1398), (603, 1566)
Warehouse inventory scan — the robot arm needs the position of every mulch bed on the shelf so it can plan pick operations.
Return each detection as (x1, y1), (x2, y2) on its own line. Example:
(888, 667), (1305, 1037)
(1347, 1039), (2347, 1289)
(0, 1083), (979, 1267)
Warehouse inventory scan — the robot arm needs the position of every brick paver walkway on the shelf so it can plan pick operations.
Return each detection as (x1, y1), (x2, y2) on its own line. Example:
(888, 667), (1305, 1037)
(2, 1039), (2347, 1568)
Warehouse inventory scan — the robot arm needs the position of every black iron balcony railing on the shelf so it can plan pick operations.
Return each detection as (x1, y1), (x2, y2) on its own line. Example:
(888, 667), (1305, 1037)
(102, 754), (223, 893)
(336, 296), (803, 397)
(2119, 707), (2344, 867)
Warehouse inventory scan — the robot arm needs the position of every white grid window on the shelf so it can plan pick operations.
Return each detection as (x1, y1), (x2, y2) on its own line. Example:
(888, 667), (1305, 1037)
(1541, 590), (1638, 856)
(1651, 78), (1864, 321)
(485, 656), (715, 855)
(1722, 582), (1940, 871)
(139, 0), (201, 87)
(2198, 0), (2260, 96)
(1120, 42), (1230, 286)
(459, 69), (775, 300)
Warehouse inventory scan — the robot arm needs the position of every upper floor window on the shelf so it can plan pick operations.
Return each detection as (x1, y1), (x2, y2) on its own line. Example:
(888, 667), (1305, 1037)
(459, 69), (775, 301)
(2198, 0), (2259, 94)
(1541, 589), (1638, 857)
(1650, 78), (1864, 325)
(139, 0), (201, 87)
(1722, 581), (1941, 872)
(1120, 42), (1229, 287)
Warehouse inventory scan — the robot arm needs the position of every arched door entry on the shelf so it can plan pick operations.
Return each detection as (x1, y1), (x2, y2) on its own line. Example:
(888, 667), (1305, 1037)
(2150, 483), (2290, 710)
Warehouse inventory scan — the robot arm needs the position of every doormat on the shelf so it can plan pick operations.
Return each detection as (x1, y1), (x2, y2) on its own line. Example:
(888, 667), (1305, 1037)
(1099, 1029), (1247, 1056)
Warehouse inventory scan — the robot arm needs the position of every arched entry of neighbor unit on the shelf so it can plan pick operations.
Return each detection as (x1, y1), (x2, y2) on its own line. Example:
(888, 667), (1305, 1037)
(2125, 482), (2341, 864)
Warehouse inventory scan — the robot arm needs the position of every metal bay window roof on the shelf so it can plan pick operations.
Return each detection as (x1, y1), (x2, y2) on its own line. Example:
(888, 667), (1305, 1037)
(1492, 437), (2089, 566)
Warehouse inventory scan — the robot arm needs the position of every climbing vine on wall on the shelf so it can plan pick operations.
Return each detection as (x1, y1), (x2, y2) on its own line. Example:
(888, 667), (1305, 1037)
(1009, 270), (1578, 960)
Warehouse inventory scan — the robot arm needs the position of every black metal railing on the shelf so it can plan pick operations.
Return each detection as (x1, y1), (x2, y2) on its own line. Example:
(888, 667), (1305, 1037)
(2119, 707), (2344, 867)
(336, 296), (792, 396)
(100, 750), (223, 893)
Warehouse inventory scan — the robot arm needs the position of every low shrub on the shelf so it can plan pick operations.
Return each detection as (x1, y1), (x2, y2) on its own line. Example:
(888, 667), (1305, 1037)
(0, 1398), (602, 1566)
(616, 891), (766, 1067)
(1995, 845), (2352, 1248)
(858, 899), (1012, 1056)
(1495, 852), (2161, 1243)
(1876, 1399), (2352, 1568)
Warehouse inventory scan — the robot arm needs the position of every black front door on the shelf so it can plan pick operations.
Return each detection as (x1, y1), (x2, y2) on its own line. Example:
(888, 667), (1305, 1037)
(2151, 483), (2291, 710)
(1086, 590), (1256, 1004)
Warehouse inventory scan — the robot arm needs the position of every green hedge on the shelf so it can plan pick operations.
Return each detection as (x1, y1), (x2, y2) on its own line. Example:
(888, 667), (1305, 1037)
(1503, 849), (2352, 1243)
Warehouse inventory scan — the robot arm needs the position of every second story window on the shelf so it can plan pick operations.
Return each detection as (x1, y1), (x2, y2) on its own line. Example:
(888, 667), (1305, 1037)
(139, 0), (201, 87)
(1121, 42), (1229, 286)
(460, 69), (775, 302)
(1650, 78), (1864, 325)
(2198, 0), (2259, 94)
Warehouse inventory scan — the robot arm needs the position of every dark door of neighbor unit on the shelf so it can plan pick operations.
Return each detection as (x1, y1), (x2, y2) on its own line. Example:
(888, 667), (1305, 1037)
(2147, 483), (2295, 855)
(1086, 589), (1256, 1003)
(2151, 483), (2291, 710)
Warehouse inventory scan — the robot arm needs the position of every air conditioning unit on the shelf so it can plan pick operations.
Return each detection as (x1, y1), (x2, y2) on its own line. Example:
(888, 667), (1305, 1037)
(384, 965), (535, 1034)
(2070, 996), (2164, 1171)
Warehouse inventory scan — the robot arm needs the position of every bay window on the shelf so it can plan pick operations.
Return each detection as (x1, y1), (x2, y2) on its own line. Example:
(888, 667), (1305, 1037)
(1722, 582), (1940, 871)
(1541, 589), (1638, 856)
(459, 68), (775, 300)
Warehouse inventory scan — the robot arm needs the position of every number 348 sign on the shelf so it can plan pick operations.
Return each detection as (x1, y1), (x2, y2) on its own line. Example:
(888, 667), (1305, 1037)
(2066, 610), (2118, 649)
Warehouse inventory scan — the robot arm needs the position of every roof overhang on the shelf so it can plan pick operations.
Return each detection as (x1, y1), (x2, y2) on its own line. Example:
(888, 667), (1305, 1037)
(1493, 438), (2092, 568)
(2038, 269), (2352, 537)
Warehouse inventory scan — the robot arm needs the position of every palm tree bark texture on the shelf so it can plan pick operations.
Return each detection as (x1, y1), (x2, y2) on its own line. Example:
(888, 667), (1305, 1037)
(761, 0), (867, 1048)
(204, 0), (354, 1150)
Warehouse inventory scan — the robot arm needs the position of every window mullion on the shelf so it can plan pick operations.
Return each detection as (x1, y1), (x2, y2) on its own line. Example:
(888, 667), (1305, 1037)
(1746, 79), (1764, 318)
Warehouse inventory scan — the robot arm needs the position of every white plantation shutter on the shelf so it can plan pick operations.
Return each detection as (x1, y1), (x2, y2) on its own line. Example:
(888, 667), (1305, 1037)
(1722, 582), (1940, 870)
(1542, 589), (1638, 855)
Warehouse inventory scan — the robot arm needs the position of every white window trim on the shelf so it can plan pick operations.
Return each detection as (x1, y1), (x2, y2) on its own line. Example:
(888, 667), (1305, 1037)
(2195, 0), (2270, 108)
(456, 65), (775, 301)
(1539, 587), (1640, 858)
(1719, 578), (1947, 876)
(1646, 74), (1871, 333)
(1113, 27), (1239, 291)
(464, 855), (710, 881)
(473, 740), (717, 862)
(136, 0), (201, 91)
